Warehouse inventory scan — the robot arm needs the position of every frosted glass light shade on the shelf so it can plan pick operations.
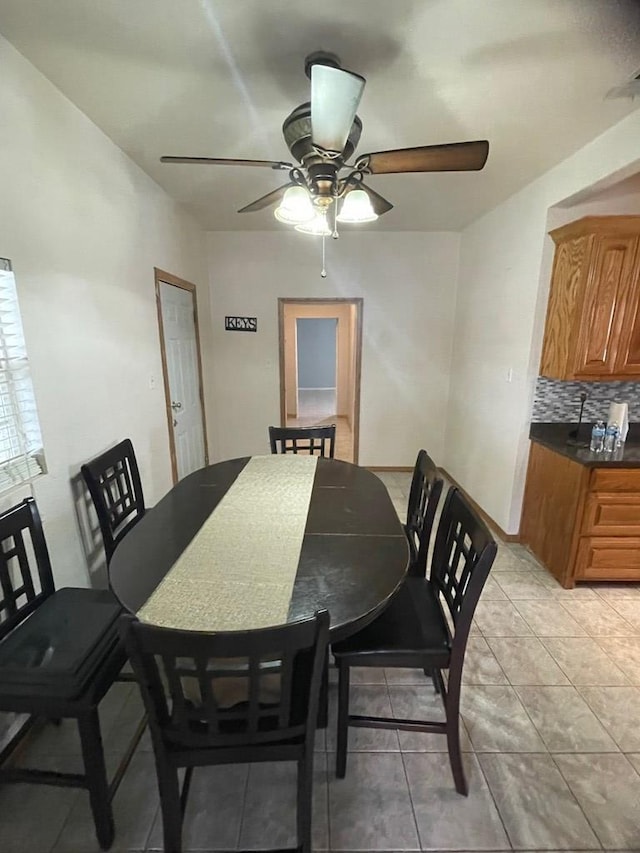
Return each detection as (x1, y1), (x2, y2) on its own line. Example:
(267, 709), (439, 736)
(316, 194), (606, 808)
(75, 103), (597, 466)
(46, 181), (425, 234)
(295, 212), (332, 236)
(336, 189), (378, 223)
(311, 64), (365, 154)
(274, 187), (314, 224)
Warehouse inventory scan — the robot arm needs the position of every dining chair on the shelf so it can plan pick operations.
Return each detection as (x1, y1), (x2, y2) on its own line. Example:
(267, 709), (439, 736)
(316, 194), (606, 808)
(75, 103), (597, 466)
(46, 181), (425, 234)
(81, 438), (146, 564)
(269, 424), (336, 457)
(404, 449), (443, 574)
(332, 487), (497, 795)
(0, 498), (144, 850)
(120, 609), (330, 853)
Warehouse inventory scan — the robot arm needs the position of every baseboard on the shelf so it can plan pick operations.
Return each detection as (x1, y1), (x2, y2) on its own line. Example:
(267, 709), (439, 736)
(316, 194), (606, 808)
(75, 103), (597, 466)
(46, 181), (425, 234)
(439, 467), (520, 543)
(366, 466), (414, 472)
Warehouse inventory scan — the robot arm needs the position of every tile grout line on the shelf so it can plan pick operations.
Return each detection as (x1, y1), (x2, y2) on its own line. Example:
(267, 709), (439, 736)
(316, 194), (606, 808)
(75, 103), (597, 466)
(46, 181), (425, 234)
(537, 634), (631, 688)
(472, 750), (515, 851)
(548, 752), (606, 851)
(143, 796), (162, 852)
(234, 763), (251, 851)
(398, 750), (425, 851)
(576, 683), (638, 754)
(319, 750), (330, 853)
(558, 596), (640, 638)
(45, 779), (83, 853)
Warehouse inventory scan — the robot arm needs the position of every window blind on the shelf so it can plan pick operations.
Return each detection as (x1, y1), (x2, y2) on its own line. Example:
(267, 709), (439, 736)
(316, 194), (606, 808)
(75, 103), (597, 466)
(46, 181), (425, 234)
(0, 261), (44, 492)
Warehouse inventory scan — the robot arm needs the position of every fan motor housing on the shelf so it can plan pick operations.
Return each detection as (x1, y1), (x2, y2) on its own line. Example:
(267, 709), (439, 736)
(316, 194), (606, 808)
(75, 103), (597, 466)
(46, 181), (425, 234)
(282, 102), (362, 168)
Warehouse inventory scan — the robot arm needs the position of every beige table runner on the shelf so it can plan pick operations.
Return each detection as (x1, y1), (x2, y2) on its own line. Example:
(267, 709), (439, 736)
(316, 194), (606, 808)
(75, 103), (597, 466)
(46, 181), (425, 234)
(138, 454), (319, 632)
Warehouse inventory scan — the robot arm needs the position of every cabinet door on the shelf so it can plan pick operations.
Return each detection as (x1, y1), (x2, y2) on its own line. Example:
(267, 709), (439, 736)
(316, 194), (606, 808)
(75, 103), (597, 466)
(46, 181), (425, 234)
(540, 236), (591, 378)
(614, 251), (640, 375)
(572, 235), (638, 378)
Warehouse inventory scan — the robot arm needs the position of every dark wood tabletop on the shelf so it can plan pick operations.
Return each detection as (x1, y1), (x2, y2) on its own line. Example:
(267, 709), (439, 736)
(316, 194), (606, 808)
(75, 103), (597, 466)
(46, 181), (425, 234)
(109, 457), (409, 642)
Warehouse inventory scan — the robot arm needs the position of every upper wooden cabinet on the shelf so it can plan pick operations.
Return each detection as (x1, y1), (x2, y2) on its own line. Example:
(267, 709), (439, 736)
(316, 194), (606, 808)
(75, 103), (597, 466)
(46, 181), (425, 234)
(540, 216), (640, 380)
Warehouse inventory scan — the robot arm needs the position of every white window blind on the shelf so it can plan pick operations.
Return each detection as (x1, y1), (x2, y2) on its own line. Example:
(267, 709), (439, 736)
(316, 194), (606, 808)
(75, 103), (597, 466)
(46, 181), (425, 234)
(0, 260), (44, 492)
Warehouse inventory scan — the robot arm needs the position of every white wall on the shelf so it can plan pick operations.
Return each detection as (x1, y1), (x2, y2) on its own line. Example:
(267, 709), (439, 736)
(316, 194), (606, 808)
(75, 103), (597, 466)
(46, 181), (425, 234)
(444, 107), (640, 533)
(0, 35), (210, 587)
(206, 231), (460, 466)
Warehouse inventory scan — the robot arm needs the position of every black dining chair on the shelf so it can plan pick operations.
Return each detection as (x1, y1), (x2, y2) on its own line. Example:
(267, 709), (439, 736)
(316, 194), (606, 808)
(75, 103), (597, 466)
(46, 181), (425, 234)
(0, 498), (144, 850)
(120, 609), (330, 853)
(81, 438), (146, 565)
(332, 487), (497, 795)
(269, 424), (336, 458)
(404, 449), (443, 574)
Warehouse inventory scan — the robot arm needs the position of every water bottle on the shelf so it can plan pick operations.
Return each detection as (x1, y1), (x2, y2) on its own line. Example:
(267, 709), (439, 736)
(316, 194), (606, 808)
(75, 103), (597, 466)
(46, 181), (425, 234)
(590, 421), (605, 452)
(604, 422), (618, 452)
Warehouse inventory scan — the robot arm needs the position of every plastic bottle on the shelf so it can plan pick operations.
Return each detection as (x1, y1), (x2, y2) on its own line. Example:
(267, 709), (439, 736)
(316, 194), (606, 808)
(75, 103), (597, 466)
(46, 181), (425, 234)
(604, 422), (618, 452)
(590, 421), (605, 452)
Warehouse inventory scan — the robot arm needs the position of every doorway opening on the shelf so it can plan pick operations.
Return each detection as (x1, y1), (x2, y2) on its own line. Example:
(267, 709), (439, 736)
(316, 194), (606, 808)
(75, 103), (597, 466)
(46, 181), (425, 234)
(278, 298), (363, 463)
(155, 268), (209, 483)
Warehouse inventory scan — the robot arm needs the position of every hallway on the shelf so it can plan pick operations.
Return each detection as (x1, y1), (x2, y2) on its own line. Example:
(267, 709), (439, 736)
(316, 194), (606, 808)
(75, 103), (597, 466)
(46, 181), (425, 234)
(286, 389), (354, 462)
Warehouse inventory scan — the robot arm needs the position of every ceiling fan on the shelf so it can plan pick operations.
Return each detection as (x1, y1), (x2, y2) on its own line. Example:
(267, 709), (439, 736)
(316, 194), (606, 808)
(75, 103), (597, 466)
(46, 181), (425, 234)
(161, 51), (489, 230)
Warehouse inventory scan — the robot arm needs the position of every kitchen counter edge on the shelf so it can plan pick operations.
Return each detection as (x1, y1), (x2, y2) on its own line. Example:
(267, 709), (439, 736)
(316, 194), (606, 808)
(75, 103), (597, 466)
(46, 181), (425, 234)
(529, 422), (640, 468)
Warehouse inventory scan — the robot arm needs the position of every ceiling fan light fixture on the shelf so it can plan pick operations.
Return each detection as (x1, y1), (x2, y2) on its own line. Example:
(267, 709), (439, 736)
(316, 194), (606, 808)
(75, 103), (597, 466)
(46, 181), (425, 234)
(311, 64), (366, 155)
(336, 189), (378, 223)
(274, 186), (315, 224)
(295, 211), (332, 236)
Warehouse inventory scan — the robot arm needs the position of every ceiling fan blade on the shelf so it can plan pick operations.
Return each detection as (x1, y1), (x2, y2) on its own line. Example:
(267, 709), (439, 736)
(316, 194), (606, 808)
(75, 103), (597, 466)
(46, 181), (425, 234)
(311, 64), (366, 155)
(356, 141), (489, 175)
(359, 183), (394, 215)
(160, 156), (293, 171)
(237, 183), (295, 213)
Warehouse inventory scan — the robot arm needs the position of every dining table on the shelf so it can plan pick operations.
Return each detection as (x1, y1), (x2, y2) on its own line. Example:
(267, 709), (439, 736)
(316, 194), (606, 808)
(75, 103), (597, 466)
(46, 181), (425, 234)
(109, 454), (409, 645)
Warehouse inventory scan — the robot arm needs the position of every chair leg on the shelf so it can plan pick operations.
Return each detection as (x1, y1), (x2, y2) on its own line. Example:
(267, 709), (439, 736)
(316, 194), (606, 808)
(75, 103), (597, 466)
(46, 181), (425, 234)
(425, 668), (440, 694)
(78, 710), (114, 851)
(444, 674), (468, 796)
(317, 648), (329, 729)
(155, 757), (184, 853)
(336, 661), (350, 779)
(297, 752), (314, 853)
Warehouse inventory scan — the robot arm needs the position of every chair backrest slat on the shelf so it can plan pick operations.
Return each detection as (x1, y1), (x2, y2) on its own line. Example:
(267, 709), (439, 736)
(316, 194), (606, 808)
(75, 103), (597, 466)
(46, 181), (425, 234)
(278, 652), (294, 728)
(430, 487), (497, 652)
(405, 449), (443, 575)
(120, 611), (329, 752)
(81, 439), (145, 564)
(0, 498), (55, 640)
(269, 425), (336, 458)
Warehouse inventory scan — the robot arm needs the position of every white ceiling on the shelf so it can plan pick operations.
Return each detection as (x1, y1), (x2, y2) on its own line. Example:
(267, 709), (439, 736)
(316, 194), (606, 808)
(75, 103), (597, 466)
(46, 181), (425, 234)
(1, 0), (639, 231)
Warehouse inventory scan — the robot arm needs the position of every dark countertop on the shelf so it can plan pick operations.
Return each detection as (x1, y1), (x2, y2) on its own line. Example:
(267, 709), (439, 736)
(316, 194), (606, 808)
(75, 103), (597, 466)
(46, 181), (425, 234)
(530, 422), (640, 467)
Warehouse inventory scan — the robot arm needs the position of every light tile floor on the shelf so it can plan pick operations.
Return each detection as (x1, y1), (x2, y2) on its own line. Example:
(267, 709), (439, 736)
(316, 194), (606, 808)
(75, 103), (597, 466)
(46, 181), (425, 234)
(287, 389), (354, 462)
(3, 470), (640, 852)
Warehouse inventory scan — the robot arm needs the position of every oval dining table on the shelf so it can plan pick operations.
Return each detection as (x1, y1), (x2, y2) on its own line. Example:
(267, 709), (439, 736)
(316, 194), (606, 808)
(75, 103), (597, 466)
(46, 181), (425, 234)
(109, 455), (409, 645)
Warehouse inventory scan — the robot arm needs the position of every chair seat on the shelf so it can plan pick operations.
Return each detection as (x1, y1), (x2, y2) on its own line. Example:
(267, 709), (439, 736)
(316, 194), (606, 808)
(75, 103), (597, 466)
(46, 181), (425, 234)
(332, 578), (451, 668)
(0, 588), (122, 700)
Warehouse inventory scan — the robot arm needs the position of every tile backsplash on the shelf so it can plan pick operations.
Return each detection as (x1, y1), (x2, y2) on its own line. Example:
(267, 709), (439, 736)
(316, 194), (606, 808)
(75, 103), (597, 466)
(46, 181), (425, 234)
(531, 377), (640, 422)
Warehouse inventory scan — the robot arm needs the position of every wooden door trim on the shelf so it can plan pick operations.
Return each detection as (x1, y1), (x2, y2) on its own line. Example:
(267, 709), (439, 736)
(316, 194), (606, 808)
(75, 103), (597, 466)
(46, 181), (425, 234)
(278, 297), (363, 464)
(154, 268), (209, 484)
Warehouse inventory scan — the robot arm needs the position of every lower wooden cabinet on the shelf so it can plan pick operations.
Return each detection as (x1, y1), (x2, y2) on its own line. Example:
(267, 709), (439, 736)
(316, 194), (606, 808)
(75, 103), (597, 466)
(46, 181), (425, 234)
(520, 442), (640, 587)
(581, 493), (640, 536)
(575, 537), (640, 581)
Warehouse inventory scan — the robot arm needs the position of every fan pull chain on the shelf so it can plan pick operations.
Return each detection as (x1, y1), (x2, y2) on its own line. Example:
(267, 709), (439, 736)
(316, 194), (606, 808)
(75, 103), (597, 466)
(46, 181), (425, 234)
(320, 236), (327, 278)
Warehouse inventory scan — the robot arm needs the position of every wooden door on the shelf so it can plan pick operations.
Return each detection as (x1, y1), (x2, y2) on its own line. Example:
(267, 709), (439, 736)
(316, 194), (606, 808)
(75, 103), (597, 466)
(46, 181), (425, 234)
(156, 270), (208, 483)
(573, 234), (638, 378)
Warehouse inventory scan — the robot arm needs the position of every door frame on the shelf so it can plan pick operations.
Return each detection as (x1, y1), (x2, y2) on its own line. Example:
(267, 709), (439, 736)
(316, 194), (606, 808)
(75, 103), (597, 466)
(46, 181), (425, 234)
(155, 268), (209, 484)
(278, 297), (363, 464)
